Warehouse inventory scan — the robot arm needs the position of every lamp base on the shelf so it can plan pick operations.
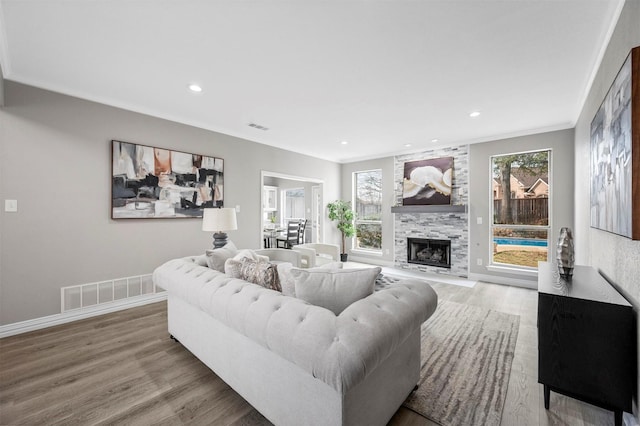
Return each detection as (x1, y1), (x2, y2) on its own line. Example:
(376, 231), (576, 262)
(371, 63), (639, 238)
(213, 232), (229, 249)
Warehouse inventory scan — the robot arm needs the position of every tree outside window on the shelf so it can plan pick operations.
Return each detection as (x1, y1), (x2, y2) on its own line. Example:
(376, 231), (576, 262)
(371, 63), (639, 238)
(354, 170), (382, 251)
(491, 150), (550, 269)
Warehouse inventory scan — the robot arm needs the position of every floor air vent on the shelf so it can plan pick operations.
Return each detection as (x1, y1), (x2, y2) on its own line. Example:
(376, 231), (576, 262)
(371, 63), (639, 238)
(60, 274), (160, 312)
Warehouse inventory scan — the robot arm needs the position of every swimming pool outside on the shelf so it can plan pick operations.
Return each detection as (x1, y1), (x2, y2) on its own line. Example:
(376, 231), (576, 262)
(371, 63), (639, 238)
(493, 237), (548, 247)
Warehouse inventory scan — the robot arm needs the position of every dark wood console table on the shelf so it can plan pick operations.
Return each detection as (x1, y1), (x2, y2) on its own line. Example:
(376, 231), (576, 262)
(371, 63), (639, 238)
(537, 262), (635, 426)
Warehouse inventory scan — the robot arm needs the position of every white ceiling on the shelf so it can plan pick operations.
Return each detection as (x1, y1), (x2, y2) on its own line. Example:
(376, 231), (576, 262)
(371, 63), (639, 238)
(0, 0), (624, 163)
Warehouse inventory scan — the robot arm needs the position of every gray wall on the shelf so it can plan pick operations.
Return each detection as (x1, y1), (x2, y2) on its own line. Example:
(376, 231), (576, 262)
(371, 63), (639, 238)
(0, 82), (340, 325)
(574, 2), (640, 414)
(340, 157), (395, 265)
(574, 0), (640, 304)
(468, 129), (575, 285)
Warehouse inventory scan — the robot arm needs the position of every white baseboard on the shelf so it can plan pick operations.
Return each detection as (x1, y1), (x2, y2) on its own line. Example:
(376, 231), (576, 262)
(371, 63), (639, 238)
(467, 272), (537, 289)
(0, 292), (167, 339)
(348, 255), (395, 267)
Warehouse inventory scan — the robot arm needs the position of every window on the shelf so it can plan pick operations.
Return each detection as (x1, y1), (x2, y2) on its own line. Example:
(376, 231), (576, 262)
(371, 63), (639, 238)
(283, 188), (305, 223)
(491, 150), (550, 269)
(354, 170), (382, 251)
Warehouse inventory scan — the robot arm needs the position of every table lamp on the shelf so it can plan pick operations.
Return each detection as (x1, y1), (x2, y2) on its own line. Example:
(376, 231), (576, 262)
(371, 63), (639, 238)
(202, 207), (237, 248)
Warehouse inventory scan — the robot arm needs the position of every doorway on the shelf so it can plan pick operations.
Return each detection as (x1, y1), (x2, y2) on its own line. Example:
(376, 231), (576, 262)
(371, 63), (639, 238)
(260, 171), (324, 248)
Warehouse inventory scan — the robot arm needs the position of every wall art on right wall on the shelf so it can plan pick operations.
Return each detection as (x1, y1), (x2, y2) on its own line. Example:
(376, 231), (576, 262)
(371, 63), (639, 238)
(590, 46), (640, 240)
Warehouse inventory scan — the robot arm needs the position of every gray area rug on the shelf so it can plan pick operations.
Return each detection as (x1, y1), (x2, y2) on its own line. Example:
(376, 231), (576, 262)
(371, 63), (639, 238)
(403, 300), (520, 426)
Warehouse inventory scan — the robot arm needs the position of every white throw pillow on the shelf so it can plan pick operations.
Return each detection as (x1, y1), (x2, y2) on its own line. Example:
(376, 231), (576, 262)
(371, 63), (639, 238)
(277, 262), (343, 297)
(291, 267), (381, 315)
(233, 249), (269, 263)
(205, 241), (238, 272)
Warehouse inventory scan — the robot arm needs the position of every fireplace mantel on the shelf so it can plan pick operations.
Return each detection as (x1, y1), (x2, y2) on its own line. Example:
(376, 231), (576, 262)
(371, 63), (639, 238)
(391, 205), (467, 214)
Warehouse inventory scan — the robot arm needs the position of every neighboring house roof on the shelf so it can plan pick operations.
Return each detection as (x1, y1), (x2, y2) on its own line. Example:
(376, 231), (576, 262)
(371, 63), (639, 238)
(527, 178), (549, 194)
(510, 168), (548, 190)
(495, 169), (548, 191)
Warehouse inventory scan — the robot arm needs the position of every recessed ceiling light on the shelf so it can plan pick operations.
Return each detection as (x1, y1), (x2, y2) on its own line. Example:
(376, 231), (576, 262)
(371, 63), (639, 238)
(431, 138), (439, 143)
(188, 84), (203, 93)
(341, 141), (348, 145)
(469, 111), (481, 118)
(404, 143), (412, 148)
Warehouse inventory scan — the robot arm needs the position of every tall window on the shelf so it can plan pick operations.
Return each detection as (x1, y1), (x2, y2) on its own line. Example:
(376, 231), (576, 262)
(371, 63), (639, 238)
(491, 150), (550, 269)
(283, 188), (305, 223)
(354, 170), (382, 251)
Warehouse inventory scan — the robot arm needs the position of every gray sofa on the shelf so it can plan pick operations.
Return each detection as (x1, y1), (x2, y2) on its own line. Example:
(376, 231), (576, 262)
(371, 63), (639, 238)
(153, 255), (438, 426)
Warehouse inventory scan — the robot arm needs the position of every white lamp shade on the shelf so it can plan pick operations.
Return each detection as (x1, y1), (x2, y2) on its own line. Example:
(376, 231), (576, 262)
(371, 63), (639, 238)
(202, 208), (238, 232)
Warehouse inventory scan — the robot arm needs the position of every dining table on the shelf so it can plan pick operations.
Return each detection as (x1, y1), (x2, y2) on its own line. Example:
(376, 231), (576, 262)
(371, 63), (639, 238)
(263, 227), (285, 248)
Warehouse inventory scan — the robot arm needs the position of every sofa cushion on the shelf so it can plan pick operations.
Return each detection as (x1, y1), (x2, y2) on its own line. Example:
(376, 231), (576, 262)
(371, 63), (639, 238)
(277, 261), (343, 297)
(205, 241), (238, 272)
(226, 257), (281, 292)
(291, 267), (381, 315)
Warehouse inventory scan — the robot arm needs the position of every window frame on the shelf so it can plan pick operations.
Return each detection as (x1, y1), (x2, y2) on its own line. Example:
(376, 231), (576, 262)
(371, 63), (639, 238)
(352, 169), (383, 253)
(488, 148), (552, 274)
(280, 187), (305, 225)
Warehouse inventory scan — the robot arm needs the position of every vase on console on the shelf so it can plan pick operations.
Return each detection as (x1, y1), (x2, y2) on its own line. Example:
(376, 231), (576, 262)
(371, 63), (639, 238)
(556, 227), (575, 280)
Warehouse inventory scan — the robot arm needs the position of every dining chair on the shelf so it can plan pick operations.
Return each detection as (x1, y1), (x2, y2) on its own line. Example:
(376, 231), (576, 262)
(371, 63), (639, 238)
(298, 219), (308, 244)
(276, 222), (300, 249)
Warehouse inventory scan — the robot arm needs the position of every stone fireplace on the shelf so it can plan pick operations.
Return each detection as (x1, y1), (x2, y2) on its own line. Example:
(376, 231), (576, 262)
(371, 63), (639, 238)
(394, 145), (469, 277)
(407, 238), (451, 268)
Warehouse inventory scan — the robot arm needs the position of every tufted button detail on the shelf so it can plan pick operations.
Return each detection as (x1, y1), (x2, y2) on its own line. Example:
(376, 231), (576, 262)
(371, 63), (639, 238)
(333, 337), (339, 343)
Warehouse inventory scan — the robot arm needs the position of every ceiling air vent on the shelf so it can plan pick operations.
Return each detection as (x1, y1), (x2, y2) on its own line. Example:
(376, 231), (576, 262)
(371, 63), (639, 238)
(248, 123), (269, 131)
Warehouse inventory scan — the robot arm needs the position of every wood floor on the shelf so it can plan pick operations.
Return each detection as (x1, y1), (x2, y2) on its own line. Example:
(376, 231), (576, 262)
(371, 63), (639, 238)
(0, 280), (619, 426)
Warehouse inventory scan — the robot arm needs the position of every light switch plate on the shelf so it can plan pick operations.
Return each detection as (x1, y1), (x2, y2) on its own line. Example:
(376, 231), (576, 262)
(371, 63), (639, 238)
(5, 199), (18, 212)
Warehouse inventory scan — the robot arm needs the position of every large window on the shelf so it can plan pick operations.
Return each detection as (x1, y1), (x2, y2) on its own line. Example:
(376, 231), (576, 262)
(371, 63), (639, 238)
(283, 188), (305, 223)
(354, 170), (382, 251)
(491, 150), (550, 269)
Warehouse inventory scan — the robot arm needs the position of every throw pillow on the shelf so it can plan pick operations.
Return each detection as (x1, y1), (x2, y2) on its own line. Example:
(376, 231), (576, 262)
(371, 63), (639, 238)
(229, 257), (281, 292)
(224, 257), (244, 279)
(205, 241), (238, 272)
(233, 249), (269, 263)
(291, 267), (381, 315)
(277, 262), (344, 297)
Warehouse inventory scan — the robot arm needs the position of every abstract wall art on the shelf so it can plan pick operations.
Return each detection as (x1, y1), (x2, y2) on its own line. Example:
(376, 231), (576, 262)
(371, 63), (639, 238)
(590, 46), (639, 240)
(111, 140), (224, 219)
(402, 157), (453, 205)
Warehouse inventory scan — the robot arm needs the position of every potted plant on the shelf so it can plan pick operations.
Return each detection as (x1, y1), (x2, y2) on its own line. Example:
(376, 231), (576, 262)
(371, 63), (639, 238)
(327, 200), (356, 262)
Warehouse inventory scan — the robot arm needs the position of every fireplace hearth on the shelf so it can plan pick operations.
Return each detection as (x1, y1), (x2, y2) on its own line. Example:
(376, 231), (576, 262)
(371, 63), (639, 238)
(408, 238), (451, 268)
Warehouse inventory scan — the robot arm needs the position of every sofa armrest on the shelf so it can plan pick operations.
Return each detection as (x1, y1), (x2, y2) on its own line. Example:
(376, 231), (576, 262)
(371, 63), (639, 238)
(254, 248), (302, 267)
(292, 246), (316, 268)
(314, 244), (340, 260)
(270, 280), (437, 392)
(296, 243), (340, 261)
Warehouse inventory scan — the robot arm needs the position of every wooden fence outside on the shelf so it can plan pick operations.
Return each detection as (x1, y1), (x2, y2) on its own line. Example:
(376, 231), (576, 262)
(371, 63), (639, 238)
(494, 198), (548, 224)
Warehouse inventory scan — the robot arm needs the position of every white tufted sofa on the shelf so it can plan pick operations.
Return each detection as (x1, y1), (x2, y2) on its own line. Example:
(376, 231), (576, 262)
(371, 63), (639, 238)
(153, 255), (438, 426)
